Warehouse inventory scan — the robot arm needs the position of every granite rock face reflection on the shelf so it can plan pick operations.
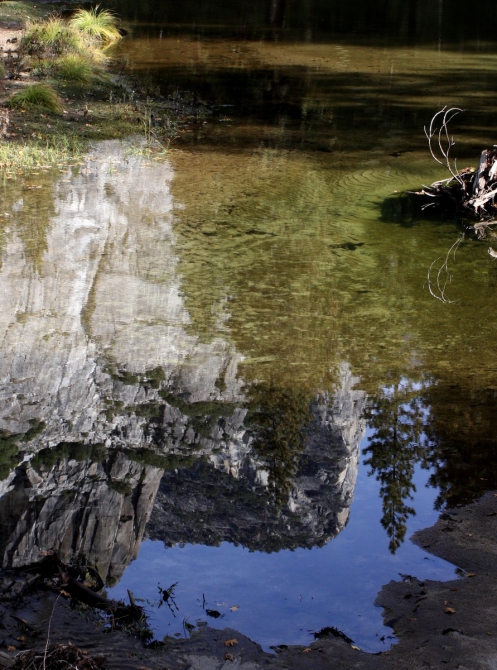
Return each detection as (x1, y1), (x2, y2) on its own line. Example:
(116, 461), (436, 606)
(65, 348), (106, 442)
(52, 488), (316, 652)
(148, 365), (365, 551)
(0, 449), (162, 582)
(0, 142), (365, 576)
(0, 141), (243, 452)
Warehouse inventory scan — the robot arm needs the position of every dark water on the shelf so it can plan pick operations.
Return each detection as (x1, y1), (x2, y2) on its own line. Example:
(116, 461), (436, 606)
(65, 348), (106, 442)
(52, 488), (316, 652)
(1, 0), (497, 655)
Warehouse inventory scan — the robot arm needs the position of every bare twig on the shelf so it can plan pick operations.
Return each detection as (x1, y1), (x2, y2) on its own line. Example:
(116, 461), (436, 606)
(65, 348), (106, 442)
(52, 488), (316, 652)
(425, 235), (463, 303)
(43, 594), (61, 670)
(424, 106), (465, 186)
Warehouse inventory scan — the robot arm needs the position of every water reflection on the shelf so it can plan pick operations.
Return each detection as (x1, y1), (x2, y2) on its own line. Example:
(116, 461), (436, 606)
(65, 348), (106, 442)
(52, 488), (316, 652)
(364, 378), (429, 553)
(149, 366), (365, 551)
(108, 0), (497, 45)
(0, 21), (496, 644)
(0, 447), (163, 582)
(0, 144), (365, 573)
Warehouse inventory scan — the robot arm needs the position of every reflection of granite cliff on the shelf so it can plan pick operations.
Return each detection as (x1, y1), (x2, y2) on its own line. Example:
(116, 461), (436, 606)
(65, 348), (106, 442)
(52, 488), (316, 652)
(0, 140), (243, 453)
(147, 365), (366, 551)
(0, 448), (162, 581)
(0, 141), (365, 568)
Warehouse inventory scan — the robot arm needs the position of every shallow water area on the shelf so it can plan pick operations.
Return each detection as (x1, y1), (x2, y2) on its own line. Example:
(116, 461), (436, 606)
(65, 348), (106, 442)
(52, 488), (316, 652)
(1, 0), (497, 658)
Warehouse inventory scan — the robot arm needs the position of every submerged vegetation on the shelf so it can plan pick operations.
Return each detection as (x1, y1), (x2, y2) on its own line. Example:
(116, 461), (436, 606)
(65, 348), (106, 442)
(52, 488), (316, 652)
(0, 133), (82, 172)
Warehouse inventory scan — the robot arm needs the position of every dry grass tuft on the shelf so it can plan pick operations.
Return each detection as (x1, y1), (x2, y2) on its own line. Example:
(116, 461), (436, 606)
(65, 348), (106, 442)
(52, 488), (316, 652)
(11, 642), (105, 670)
(22, 16), (84, 58)
(69, 7), (122, 44)
(9, 83), (63, 114)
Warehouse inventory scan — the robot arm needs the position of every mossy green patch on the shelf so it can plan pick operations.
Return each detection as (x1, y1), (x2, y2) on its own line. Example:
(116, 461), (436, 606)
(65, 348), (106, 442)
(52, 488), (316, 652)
(0, 1), (60, 24)
(107, 478), (132, 495)
(159, 391), (237, 438)
(31, 442), (105, 469)
(0, 420), (46, 479)
(123, 448), (198, 471)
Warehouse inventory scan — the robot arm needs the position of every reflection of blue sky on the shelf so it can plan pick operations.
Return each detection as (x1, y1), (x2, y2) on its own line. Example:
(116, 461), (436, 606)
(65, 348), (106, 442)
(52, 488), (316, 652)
(109, 429), (456, 653)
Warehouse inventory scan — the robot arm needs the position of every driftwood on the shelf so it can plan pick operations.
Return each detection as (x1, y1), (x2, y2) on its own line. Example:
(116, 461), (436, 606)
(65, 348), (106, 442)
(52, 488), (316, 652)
(1, 552), (143, 626)
(408, 107), (497, 302)
(415, 107), (497, 240)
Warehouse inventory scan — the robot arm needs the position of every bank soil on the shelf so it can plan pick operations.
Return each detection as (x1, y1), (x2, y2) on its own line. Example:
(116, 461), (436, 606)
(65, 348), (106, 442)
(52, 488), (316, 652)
(0, 492), (495, 670)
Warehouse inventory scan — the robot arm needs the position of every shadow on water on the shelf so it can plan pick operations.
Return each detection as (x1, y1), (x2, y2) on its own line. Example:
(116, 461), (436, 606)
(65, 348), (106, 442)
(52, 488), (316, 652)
(107, 0), (497, 48)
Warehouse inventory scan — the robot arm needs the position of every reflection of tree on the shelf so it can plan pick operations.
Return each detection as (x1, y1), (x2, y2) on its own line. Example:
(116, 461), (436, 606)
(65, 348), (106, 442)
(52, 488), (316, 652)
(270, 0), (287, 28)
(247, 382), (311, 509)
(423, 385), (497, 510)
(363, 378), (427, 553)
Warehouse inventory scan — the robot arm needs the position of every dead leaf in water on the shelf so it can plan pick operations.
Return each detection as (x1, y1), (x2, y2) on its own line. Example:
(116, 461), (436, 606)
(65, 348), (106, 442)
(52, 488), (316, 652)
(230, 605), (239, 611)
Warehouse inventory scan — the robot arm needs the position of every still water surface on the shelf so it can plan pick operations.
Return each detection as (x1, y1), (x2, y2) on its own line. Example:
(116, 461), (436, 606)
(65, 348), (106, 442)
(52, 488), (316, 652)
(1, 0), (497, 654)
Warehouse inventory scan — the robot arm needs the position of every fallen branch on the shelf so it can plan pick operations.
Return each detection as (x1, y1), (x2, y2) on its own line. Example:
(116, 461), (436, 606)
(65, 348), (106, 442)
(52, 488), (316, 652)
(418, 109), (497, 228)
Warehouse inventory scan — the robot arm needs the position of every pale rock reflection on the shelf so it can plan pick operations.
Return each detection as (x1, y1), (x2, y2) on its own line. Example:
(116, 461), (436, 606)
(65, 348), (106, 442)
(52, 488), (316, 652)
(0, 141), (366, 576)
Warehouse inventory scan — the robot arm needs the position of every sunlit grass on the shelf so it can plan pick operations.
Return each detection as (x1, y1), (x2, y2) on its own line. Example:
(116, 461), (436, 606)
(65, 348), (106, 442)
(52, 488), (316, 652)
(12, 8), (120, 114)
(22, 16), (84, 58)
(37, 54), (96, 84)
(69, 7), (122, 44)
(9, 83), (63, 114)
(0, 134), (83, 173)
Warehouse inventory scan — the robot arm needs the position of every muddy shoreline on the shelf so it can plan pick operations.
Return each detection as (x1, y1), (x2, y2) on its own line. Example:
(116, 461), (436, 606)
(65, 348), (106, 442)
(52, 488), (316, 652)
(0, 492), (495, 669)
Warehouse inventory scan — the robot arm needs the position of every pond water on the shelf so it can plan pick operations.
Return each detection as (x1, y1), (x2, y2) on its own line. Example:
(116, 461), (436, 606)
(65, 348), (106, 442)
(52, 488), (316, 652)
(1, 0), (497, 655)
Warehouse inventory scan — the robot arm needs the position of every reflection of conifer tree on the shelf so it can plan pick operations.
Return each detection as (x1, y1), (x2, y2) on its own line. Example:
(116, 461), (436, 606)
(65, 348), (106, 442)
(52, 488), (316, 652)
(363, 379), (427, 553)
(423, 385), (497, 510)
(247, 382), (311, 510)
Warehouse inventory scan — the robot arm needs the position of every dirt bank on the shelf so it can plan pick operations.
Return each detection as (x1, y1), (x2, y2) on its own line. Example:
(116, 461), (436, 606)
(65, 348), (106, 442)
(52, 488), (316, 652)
(0, 492), (495, 670)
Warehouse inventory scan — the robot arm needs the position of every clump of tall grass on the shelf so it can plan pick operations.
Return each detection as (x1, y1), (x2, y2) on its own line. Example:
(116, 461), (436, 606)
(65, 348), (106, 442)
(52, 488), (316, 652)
(69, 7), (121, 44)
(22, 16), (84, 58)
(9, 84), (63, 114)
(36, 54), (95, 84)
(20, 8), (121, 67)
